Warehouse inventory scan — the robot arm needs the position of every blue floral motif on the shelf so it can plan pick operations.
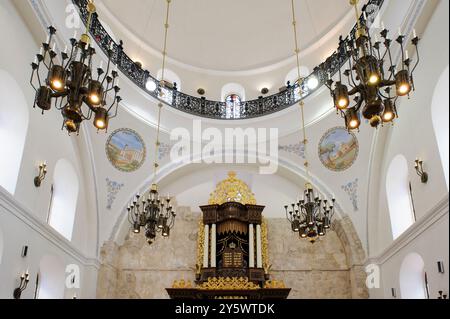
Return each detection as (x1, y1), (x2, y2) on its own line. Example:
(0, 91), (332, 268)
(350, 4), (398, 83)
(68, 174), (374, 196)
(342, 178), (359, 212)
(106, 178), (124, 210)
(279, 142), (306, 159)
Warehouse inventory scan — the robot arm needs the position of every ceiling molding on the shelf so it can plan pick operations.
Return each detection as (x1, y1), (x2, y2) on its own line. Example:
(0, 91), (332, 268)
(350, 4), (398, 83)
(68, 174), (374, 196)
(95, 0), (357, 77)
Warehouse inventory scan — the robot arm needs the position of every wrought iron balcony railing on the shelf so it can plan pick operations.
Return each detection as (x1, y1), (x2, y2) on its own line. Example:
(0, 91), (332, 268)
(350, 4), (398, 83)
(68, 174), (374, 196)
(73, 0), (384, 120)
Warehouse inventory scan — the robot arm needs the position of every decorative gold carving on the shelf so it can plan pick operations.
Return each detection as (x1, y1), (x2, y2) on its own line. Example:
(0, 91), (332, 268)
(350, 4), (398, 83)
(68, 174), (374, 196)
(172, 279), (193, 289)
(217, 220), (248, 235)
(198, 277), (260, 291)
(209, 172), (257, 205)
(261, 218), (271, 274)
(196, 219), (205, 274)
(264, 280), (286, 289)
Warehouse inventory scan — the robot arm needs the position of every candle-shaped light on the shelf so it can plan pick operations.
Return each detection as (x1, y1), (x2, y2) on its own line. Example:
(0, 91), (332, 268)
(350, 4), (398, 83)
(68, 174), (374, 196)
(99, 61), (103, 70)
(413, 29), (417, 38)
(39, 47), (44, 55)
(73, 30), (78, 40)
(64, 45), (68, 54)
(405, 50), (409, 60)
(381, 21), (385, 30)
(398, 27), (402, 36)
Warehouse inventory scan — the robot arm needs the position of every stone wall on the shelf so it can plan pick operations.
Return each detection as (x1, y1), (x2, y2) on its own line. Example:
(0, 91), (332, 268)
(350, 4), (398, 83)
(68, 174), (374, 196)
(97, 208), (368, 299)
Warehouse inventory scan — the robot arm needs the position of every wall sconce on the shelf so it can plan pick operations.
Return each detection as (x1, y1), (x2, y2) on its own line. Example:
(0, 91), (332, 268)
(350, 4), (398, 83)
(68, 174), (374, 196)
(13, 270), (30, 299)
(438, 261), (445, 274)
(414, 159), (428, 184)
(391, 288), (397, 298)
(438, 291), (448, 299)
(34, 162), (47, 187)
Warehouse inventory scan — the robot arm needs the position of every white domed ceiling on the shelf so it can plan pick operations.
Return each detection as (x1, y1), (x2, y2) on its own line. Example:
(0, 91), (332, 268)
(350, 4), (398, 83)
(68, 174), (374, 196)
(97, 0), (352, 72)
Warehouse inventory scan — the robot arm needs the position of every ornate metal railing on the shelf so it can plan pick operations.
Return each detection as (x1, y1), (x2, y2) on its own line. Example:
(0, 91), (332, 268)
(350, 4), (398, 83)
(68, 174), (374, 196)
(73, 0), (384, 120)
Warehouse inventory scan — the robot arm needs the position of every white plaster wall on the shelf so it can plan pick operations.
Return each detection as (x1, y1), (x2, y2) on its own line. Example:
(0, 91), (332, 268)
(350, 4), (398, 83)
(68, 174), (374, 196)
(367, 0), (449, 298)
(0, 188), (98, 299)
(0, 0), (97, 257)
(368, 200), (449, 299)
(371, 0), (449, 255)
(0, 0), (98, 298)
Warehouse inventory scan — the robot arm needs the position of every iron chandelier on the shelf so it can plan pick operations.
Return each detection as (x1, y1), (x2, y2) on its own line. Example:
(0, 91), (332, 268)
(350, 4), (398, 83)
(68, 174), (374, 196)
(128, 0), (177, 244)
(285, 185), (336, 243)
(128, 185), (176, 245)
(284, 0), (338, 243)
(30, 1), (121, 134)
(325, 0), (420, 131)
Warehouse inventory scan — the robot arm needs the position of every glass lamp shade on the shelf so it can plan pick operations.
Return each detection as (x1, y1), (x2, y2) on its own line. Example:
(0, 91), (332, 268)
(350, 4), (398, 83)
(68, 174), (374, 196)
(323, 216), (331, 229)
(133, 222), (141, 234)
(36, 86), (52, 111)
(334, 83), (350, 110)
(395, 70), (412, 96)
(318, 224), (326, 237)
(48, 65), (66, 92)
(345, 107), (361, 130)
(382, 99), (396, 123)
(299, 225), (308, 238)
(357, 55), (381, 86)
(94, 107), (109, 130)
(157, 215), (166, 229)
(88, 80), (104, 106)
(63, 104), (83, 124)
(64, 118), (79, 133)
(291, 220), (301, 232)
(162, 225), (170, 237)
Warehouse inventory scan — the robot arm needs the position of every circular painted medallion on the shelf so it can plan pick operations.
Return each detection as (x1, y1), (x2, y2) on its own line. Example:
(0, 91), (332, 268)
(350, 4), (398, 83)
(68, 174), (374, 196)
(106, 129), (146, 173)
(318, 127), (359, 172)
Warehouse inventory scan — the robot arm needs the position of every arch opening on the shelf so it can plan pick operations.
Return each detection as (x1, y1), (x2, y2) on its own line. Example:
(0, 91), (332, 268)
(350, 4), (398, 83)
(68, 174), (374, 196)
(400, 253), (428, 299)
(0, 69), (29, 194)
(386, 155), (415, 240)
(49, 159), (79, 241)
(431, 66), (449, 190)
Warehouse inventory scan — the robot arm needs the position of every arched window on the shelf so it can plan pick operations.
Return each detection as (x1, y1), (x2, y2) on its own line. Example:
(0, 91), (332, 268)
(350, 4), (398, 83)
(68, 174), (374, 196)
(225, 94), (242, 119)
(48, 159), (79, 241)
(386, 155), (415, 239)
(221, 83), (246, 119)
(37, 255), (65, 299)
(432, 66), (449, 190)
(0, 69), (29, 194)
(400, 253), (428, 299)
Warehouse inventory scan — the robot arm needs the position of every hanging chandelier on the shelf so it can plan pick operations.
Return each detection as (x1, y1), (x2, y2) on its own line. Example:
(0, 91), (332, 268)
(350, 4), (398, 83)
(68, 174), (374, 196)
(128, 0), (176, 245)
(325, 0), (420, 131)
(30, 0), (121, 135)
(285, 185), (336, 243)
(284, 0), (338, 244)
(127, 185), (176, 244)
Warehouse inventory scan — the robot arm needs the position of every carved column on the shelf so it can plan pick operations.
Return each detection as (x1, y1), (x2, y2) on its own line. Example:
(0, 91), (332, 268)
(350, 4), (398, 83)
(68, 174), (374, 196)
(256, 224), (263, 268)
(249, 224), (255, 268)
(203, 224), (210, 268)
(211, 224), (217, 268)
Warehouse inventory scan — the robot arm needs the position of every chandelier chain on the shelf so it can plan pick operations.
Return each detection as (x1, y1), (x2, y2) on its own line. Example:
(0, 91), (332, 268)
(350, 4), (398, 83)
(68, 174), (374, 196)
(290, 0), (310, 183)
(153, 0), (172, 181)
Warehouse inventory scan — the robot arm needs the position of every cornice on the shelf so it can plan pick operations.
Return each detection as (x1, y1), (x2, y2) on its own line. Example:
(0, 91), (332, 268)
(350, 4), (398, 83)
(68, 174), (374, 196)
(366, 195), (449, 266)
(0, 187), (100, 269)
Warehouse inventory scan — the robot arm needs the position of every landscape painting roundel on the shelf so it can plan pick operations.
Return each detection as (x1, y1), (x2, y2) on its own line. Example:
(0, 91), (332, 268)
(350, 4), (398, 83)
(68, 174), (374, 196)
(106, 129), (146, 173)
(318, 127), (359, 172)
